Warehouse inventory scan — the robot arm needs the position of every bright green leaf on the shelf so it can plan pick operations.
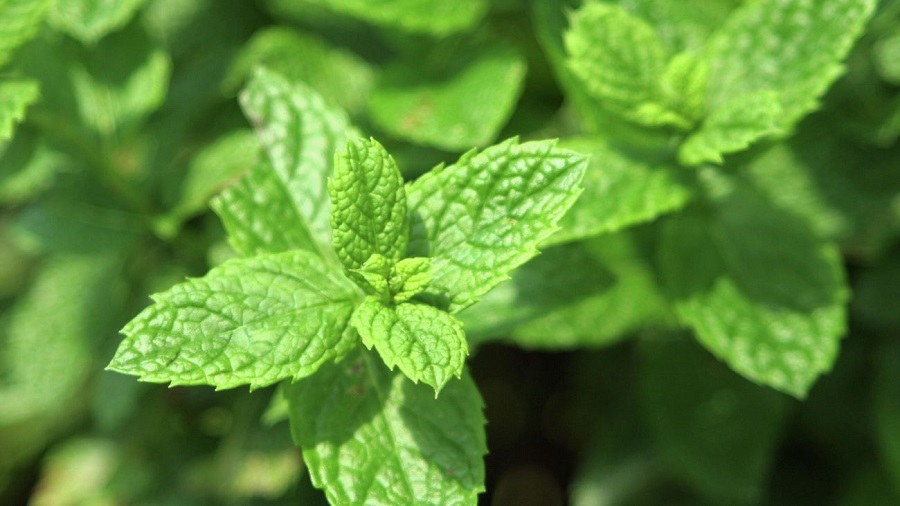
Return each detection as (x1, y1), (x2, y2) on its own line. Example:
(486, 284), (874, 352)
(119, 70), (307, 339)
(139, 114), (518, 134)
(0, 79), (39, 141)
(658, 51), (709, 125)
(406, 138), (587, 313)
(705, 0), (876, 131)
(350, 253), (393, 301)
(299, 0), (488, 36)
(329, 137), (408, 271)
(548, 137), (693, 245)
(390, 257), (431, 304)
(368, 43), (526, 151)
(224, 26), (374, 114)
(108, 250), (361, 390)
(286, 349), (486, 505)
(619, 0), (738, 53)
(679, 91), (783, 166)
(0, 0), (53, 67)
(351, 297), (467, 395)
(49, 0), (149, 44)
(659, 180), (849, 398)
(639, 335), (788, 503)
(234, 68), (358, 258)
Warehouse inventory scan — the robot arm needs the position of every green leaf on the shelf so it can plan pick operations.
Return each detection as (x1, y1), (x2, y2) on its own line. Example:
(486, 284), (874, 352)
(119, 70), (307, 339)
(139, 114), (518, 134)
(0, 129), (62, 206)
(299, 0), (488, 36)
(329, 137), (408, 271)
(230, 68), (357, 258)
(406, 138), (587, 312)
(224, 26), (374, 115)
(679, 91), (783, 166)
(108, 250), (361, 390)
(548, 137), (693, 245)
(286, 349), (486, 505)
(368, 43), (526, 151)
(49, 0), (149, 44)
(350, 253), (393, 301)
(390, 257), (432, 304)
(638, 335), (788, 503)
(704, 0), (876, 131)
(564, 3), (673, 127)
(659, 179), (849, 398)
(0, 79), (39, 141)
(616, 0), (737, 53)
(658, 51), (709, 126)
(0, 0), (53, 67)
(351, 297), (467, 395)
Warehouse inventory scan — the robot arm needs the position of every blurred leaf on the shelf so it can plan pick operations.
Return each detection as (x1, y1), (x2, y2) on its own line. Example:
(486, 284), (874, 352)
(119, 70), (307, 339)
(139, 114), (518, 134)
(297, 0), (488, 36)
(0, 0), (53, 67)
(874, 31), (900, 85)
(638, 335), (789, 503)
(659, 176), (849, 398)
(548, 137), (693, 245)
(0, 78), (39, 141)
(368, 43), (526, 151)
(0, 127), (65, 206)
(225, 26), (374, 115)
(286, 348), (486, 505)
(617, 0), (738, 53)
(49, 0), (150, 44)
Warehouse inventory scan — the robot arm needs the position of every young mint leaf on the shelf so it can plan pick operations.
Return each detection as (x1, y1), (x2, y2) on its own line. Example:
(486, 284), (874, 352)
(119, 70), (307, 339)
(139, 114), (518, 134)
(224, 27), (374, 115)
(659, 179), (849, 398)
(49, 0), (149, 44)
(330, 137), (408, 271)
(368, 43), (527, 151)
(565, 3), (677, 128)
(234, 68), (358, 258)
(0, 79), (39, 141)
(286, 349), (486, 505)
(351, 297), (467, 395)
(350, 253), (393, 301)
(108, 250), (361, 390)
(619, 0), (737, 53)
(390, 257), (431, 304)
(298, 0), (488, 36)
(547, 137), (693, 246)
(639, 335), (788, 503)
(658, 51), (709, 126)
(678, 91), (783, 167)
(0, 0), (53, 67)
(406, 138), (587, 313)
(705, 0), (876, 132)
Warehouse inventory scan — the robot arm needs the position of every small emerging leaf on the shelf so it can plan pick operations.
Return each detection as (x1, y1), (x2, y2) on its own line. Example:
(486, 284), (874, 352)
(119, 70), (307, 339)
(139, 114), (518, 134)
(390, 257), (431, 304)
(351, 297), (467, 395)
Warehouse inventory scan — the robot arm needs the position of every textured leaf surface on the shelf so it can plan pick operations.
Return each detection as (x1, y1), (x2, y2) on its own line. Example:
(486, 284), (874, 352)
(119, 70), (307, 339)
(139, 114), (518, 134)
(231, 68), (357, 258)
(618, 0), (737, 53)
(301, 0), (488, 36)
(49, 0), (149, 44)
(0, 0), (52, 67)
(352, 297), (467, 394)
(0, 79), (39, 141)
(368, 43), (526, 151)
(679, 91), (783, 166)
(565, 3), (673, 126)
(705, 0), (876, 131)
(639, 335), (788, 502)
(330, 137), (408, 271)
(390, 257), (432, 304)
(108, 251), (361, 390)
(286, 349), (486, 505)
(549, 137), (692, 245)
(659, 181), (849, 397)
(406, 138), (587, 312)
(224, 27), (374, 114)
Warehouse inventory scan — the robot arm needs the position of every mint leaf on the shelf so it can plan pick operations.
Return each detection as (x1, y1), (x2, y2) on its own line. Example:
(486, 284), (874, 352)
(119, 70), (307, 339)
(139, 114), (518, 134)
(286, 349), (486, 505)
(330, 137), (408, 271)
(390, 257), (431, 304)
(705, 0), (876, 132)
(406, 138), (587, 312)
(620, 0), (736, 53)
(659, 180), (849, 398)
(565, 3), (676, 128)
(350, 253), (393, 301)
(368, 43), (527, 151)
(224, 27), (374, 115)
(108, 250), (361, 390)
(49, 0), (149, 44)
(548, 137), (692, 246)
(234, 68), (357, 257)
(0, 0), (53, 67)
(0, 79), (39, 141)
(299, 0), (488, 36)
(679, 91), (783, 166)
(639, 335), (788, 503)
(351, 297), (467, 395)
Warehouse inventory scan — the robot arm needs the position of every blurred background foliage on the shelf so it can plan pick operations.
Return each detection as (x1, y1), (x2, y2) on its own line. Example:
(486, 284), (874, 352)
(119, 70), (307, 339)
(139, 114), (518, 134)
(0, 0), (898, 504)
